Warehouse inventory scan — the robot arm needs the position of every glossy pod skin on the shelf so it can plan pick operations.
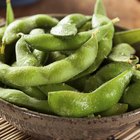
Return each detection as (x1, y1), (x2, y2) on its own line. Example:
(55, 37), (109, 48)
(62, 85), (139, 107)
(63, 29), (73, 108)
(73, 27), (113, 79)
(16, 37), (39, 66)
(99, 103), (128, 117)
(30, 29), (49, 65)
(6, 0), (14, 26)
(108, 43), (138, 63)
(94, 0), (106, 16)
(2, 14), (59, 45)
(84, 62), (133, 92)
(50, 14), (90, 36)
(30, 28), (49, 65)
(122, 80), (140, 109)
(48, 70), (132, 117)
(0, 87), (50, 113)
(16, 28), (47, 66)
(17, 86), (47, 100)
(72, 3), (114, 79)
(114, 28), (140, 45)
(0, 34), (98, 86)
(23, 22), (111, 51)
(8, 27), (47, 100)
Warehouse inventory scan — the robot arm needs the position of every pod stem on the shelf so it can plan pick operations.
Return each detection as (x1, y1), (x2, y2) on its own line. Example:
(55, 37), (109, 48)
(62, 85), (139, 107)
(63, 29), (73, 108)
(112, 17), (120, 24)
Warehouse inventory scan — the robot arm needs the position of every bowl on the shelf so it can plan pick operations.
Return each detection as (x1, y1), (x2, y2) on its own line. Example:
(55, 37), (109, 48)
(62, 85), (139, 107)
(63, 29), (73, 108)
(1, 98), (140, 140)
(0, 15), (140, 140)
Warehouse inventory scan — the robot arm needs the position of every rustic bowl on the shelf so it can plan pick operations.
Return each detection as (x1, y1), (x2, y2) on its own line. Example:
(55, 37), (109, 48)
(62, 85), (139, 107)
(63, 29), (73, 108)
(1, 98), (140, 140)
(0, 15), (140, 140)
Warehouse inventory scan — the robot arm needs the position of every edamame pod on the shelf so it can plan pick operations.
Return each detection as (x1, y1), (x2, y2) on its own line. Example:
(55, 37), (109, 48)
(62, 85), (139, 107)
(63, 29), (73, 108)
(108, 43), (138, 63)
(0, 87), (50, 113)
(30, 28), (48, 65)
(122, 80), (140, 109)
(2, 14), (59, 45)
(23, 22), (111, 51)
(114, 28), (140, 45)
(94, 0), (106, 16)
(75, 4), (114, 78)
(16, 37), (39, 66)
(18, 86), (47, 100)
(48, 70), (132, 117)
(0, 33), (98, 86)
(98, 103), (128, 117)
(73, 30), (113, 79)
(84, 62), (133, 92)
(30, 28), (45, 35)
(72, 13), (114, 79)
(6, 0), (14, 26)
(51, 14), (90, 36)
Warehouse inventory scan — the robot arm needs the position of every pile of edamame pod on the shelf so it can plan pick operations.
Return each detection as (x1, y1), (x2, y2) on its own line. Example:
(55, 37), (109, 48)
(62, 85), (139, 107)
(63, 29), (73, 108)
(0, 0), (140, 118)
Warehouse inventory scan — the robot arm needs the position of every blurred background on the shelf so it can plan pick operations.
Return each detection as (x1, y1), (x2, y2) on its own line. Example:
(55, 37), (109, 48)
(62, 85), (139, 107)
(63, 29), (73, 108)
(0, 0), (140, 29)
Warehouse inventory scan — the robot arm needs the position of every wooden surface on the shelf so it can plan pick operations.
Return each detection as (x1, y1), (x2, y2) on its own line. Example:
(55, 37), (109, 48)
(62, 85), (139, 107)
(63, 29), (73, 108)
(0, 0), (140, 29)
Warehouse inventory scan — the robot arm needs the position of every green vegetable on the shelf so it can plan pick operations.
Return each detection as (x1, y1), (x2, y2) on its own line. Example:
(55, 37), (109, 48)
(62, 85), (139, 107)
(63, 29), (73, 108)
(48, 70), (132, 117)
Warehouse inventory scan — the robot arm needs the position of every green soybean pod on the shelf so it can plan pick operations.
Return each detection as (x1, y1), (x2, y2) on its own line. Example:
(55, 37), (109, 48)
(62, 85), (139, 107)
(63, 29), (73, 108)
(48, 70), (132, 117)
(23, 22), (111, 52)
(73, 3), (114, 79)
(16, 37), (39, 66)
(98, 103), (128, 117)
(114, 28), (140, 45)
(3, 14), (58, 45)
(51, 14), (90, 36)
(30, 28), (48, 65)
(84, 62), (133, 92)
(0, 73), (47, 100)
(0, 87), (50, 113)
(0, 33), (98, 86)
(30, 28), (45, 35)
(122, 80), (140, 110)
(17, 86), (47, 100)
(6, 0), (14, 26)
(94, 0), (106, 16)
(33, 49), (49, 65)
(108, 43), (138, 63)
(72, 30), (113, 80)
(72, 19), (114, 79)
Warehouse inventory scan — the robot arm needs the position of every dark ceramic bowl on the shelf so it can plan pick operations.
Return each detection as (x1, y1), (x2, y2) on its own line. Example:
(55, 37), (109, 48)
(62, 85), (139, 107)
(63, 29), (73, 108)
(1, 98), (140, 140)
(0, 15), (140, 140)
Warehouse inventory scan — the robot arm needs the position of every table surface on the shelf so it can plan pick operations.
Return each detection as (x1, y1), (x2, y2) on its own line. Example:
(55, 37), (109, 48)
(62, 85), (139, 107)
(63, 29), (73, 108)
(0, 0), (140, 29)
